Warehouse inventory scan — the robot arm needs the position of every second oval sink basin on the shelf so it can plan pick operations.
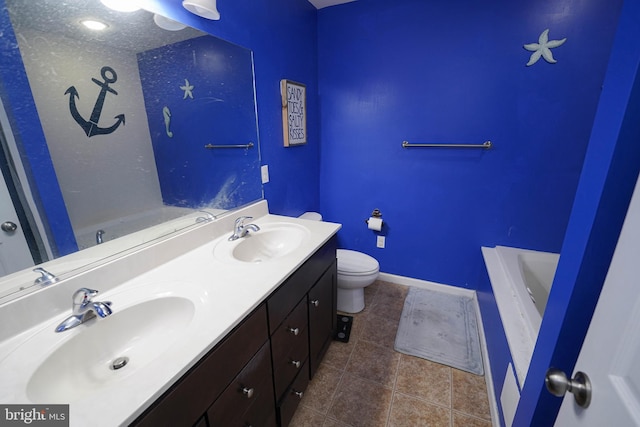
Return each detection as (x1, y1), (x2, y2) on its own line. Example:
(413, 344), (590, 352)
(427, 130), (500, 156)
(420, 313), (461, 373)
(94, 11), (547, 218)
(214, 222), (310, 263)
(26, 295), (195, 403)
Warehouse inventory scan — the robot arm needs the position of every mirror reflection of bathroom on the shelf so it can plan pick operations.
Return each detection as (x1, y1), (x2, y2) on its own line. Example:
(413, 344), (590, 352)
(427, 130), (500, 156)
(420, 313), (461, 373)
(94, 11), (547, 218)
(0, 0), (262, 287)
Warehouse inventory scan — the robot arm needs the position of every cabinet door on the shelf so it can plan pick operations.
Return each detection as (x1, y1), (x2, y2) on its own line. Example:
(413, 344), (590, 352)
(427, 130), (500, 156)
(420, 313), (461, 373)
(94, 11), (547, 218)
(267, 237), (337, 335)
(308, 260), (337, 379)
(207, 342), (275, 427)
(132, 305), (269, 427)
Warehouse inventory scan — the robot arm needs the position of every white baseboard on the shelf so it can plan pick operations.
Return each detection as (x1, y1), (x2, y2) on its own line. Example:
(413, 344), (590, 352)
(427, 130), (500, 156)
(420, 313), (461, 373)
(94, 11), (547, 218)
(378, 272), (475, 298)
(378, 271), (501, 427)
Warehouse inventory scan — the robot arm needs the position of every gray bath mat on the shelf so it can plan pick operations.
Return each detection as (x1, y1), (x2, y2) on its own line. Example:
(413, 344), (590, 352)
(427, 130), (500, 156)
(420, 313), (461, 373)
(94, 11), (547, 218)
(394, 287), (484, 375)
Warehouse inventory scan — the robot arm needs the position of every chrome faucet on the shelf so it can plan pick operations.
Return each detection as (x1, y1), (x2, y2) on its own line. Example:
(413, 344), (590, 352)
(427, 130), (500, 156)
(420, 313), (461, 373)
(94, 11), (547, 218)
(228, 216), (260, 241)
(33, 267), (58, 286)
(55, 288), (113, 333)
(195, 210), (215, 223)
(96, 229), (105, 244)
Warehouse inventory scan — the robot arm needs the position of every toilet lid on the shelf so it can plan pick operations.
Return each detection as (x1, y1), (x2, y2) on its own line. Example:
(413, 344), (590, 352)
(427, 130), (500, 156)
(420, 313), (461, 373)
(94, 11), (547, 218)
(337, 249), (379, 275)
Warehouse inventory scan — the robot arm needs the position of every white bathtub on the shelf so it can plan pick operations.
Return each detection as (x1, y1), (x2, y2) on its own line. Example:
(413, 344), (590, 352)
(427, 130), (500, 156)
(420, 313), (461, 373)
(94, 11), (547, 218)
(482, 245), (560, 385)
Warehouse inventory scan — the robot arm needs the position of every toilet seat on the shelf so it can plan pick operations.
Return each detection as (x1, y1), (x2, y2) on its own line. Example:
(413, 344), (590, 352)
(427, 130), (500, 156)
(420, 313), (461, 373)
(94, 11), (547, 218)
(337, 249), (379, 276)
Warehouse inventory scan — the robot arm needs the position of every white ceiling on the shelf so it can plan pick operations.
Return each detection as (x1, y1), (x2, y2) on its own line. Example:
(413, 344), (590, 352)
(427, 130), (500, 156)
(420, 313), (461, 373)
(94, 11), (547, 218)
(308, 0), (356, 9)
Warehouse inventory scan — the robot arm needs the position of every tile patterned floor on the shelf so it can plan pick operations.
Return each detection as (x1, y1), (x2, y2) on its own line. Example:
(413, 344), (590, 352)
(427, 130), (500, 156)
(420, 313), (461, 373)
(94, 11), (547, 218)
(290, 281), (493, 427)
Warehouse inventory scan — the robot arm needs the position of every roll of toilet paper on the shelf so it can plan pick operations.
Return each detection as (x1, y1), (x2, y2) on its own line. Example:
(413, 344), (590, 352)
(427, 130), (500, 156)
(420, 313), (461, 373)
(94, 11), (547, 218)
(367, 217), (383, 231)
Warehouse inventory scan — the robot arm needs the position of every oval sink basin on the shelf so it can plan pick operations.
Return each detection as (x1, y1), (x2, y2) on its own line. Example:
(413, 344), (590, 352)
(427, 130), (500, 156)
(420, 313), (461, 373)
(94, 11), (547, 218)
(22, 295), (195, 403)
(27, 296), (194, 402)
(214, 222), (310, 263)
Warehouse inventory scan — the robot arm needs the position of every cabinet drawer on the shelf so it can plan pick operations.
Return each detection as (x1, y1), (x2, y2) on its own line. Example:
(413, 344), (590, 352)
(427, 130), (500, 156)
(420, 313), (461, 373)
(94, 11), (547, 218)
(207, 342), (274, 427)
(271, 298), (309, 398)
(267, 236), (337, 334)
(277, 361), (310, 427)
(133, 304), (269, 427)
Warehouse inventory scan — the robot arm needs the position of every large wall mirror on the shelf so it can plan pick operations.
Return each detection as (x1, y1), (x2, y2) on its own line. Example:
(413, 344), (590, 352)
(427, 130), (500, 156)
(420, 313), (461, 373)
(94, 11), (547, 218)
(0, 0), (263, 302)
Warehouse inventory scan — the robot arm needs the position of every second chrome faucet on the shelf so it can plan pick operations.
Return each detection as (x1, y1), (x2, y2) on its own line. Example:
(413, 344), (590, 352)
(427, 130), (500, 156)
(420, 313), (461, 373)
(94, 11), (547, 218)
(228, 216), (260, 241)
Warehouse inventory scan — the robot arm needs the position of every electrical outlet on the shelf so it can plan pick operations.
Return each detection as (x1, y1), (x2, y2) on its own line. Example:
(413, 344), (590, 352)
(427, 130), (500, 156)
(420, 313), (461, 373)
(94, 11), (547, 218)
(261, 165), (269, 184)
(376, 235), (385, 248)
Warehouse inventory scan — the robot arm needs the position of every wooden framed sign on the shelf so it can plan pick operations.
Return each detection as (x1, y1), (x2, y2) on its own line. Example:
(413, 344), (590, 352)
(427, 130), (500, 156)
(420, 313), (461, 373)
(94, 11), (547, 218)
(280, 79), (306, 146)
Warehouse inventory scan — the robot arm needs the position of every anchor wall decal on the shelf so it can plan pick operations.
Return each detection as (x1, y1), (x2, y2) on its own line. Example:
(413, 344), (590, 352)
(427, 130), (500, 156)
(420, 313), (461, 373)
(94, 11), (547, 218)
(65, 66), (125, 137)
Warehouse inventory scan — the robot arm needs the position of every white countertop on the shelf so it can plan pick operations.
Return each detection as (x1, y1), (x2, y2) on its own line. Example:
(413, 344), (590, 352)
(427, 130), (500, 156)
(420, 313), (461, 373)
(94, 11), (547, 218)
(0, 201), (340, 426)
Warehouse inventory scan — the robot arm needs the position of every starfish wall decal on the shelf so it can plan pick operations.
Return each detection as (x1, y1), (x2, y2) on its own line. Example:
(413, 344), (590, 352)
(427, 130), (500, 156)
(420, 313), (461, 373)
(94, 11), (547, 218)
(524, 29), (567, 66)
(180, 79), (194, 99)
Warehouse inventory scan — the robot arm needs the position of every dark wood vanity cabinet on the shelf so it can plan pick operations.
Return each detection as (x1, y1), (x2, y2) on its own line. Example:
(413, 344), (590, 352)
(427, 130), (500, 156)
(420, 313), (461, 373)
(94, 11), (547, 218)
(131, 236), (337, 427)
(267, 236), (337, 427)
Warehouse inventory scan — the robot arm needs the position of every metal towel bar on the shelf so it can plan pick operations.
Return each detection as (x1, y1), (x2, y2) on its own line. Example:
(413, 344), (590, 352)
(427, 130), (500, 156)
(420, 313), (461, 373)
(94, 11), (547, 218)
(204, 142), (254, 149)
(402, 140), (492, 149)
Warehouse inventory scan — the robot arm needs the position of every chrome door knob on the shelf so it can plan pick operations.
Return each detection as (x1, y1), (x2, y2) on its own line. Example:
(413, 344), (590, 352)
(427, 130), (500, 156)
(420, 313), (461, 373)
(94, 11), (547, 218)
(545, 368), (592, 408)
(1, 221), (17, 232)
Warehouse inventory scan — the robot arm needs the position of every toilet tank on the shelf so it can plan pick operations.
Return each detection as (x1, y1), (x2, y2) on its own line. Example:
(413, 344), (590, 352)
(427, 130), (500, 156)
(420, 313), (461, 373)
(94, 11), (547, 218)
(299, 212), (322, 221)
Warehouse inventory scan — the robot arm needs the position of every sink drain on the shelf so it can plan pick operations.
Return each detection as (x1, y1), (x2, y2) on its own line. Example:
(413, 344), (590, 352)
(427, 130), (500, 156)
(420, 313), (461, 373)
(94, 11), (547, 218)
(110, 356), (129, 370)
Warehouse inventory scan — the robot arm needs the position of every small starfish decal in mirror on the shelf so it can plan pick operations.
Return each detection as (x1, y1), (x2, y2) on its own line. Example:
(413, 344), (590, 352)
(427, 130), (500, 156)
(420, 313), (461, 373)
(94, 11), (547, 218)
(524, 29), (567, 66)
(180, 79), (194, 99)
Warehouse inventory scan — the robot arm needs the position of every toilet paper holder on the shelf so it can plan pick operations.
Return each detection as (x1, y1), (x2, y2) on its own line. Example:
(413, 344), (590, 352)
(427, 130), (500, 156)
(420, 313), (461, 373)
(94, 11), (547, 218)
(369, 209), (382, 219)
(365, 209), (383, 226)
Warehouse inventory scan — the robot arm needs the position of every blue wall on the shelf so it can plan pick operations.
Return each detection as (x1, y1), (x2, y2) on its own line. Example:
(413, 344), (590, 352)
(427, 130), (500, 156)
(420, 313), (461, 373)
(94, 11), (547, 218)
(516, 1), (640, 423)
(317, 0), (621, 288)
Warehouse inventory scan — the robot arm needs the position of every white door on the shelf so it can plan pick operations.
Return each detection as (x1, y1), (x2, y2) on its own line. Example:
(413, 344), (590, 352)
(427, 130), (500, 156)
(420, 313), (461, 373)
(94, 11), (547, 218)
(554, 172), (640, 425)
(0, 170), (34, 276)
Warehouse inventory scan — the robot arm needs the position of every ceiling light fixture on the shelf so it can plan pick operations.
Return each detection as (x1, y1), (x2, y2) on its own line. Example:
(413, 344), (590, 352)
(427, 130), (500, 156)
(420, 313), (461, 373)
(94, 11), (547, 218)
(182, 0), (220, 20)
(81, 20), (109, 31)
(153, 14), (187, 31)
(100, 0), (141, 13)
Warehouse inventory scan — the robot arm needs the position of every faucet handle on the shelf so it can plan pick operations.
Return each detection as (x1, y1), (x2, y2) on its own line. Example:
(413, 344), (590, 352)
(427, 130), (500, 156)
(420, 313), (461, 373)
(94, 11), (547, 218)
(33, 268), (58, 286)
(235, 216), (253, 227)
(72, 288), (99, 305)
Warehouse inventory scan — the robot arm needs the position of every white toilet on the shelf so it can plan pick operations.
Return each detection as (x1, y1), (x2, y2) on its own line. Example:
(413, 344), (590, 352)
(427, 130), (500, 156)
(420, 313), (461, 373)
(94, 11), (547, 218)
(299, 212), (380, 313)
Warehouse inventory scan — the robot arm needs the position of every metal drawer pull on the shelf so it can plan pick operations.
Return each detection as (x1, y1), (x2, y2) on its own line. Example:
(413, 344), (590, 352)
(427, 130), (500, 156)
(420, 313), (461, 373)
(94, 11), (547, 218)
(242, 387), (254, 398)
(310, 299), (319, 307)
(293, 390), (304, 399)
(290, 360), (301, 368)
(288, 327), (300, 336)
